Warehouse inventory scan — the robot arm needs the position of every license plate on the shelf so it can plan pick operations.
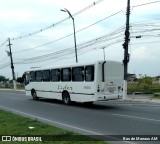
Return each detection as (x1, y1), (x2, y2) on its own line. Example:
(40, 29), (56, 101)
(107, 87), (115, 93)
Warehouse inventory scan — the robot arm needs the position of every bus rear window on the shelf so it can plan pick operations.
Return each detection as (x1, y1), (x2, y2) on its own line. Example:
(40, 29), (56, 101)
(85, 66), (94, 81)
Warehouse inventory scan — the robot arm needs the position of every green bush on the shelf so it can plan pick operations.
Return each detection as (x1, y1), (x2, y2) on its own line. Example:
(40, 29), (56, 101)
(127, 83), (160, 94)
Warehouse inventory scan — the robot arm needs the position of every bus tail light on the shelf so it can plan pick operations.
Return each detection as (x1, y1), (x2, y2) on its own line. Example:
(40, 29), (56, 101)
(97, 85), (100, 92)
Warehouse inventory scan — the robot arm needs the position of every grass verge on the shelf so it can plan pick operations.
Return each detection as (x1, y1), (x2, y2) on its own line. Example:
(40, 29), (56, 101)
(0, 109), (107, 144)
(127, 83), (160, 94)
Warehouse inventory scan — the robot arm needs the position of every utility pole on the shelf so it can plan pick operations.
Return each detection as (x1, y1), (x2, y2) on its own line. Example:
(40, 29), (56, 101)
(7, 38), (17, 90)
(123, 0), (130, 99)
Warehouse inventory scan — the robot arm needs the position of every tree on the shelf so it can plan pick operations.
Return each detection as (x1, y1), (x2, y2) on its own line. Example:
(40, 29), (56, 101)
(17, 77), (24, 83)
(0, 75), (9, 82)
(137, 77), (152, 89)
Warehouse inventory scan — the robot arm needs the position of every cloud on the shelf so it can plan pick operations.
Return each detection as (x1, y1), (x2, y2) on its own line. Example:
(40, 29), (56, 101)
(0, 10), (32, 22)
(131, 46), (156, 62)
(129, 45), (160, 76)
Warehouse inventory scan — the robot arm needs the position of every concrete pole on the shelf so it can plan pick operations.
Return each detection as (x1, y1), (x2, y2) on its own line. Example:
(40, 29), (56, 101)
(7, 38), (17, 90)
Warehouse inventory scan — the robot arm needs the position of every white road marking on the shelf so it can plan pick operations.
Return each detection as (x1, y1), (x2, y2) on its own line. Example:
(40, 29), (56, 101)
(113, 113), (160, 122)
(0, 105), (136, 144)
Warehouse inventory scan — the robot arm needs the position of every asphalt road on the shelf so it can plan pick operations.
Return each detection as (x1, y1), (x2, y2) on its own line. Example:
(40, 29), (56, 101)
(0, 90), (160, 144)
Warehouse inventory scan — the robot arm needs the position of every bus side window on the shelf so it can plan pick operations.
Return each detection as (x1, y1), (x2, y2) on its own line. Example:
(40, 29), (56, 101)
(61, 68), (71, 82)
(35, 71), (42, 82)
(30, 71), (35, 82)
(85, 66), (94, 82)
(51, 69), (60, 82)
(72, 67), (84, 81)
(43, 70), (50, 82)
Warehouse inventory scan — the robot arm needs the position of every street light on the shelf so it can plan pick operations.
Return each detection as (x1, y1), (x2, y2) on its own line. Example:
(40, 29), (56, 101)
(61, 8), (78, 63)
(135, 35), (142, 39)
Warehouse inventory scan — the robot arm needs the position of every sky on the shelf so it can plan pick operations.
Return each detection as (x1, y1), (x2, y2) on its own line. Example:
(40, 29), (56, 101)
(0, 0), (160, 79)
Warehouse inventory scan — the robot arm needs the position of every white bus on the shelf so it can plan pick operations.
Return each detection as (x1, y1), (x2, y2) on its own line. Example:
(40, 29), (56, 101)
(24, 60), (124, 104)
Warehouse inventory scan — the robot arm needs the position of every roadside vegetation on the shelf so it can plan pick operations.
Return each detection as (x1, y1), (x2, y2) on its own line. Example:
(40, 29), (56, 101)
(0, 75), (24, 90)
(128, 77), (160, 94)
(128, 83), (160, 94)
(153, 93), (160, 99)
(0, 110), (107, 144)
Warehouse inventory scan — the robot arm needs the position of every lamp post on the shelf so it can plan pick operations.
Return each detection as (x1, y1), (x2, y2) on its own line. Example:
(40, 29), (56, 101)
(61, 8), (78, 63)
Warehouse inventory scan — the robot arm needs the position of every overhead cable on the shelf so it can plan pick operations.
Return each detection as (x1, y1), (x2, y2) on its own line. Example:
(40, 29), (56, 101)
(9, 0), (104, 41)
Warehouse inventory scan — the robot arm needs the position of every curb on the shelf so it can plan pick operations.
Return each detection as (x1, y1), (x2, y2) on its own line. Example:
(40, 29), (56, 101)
(124, 98), (160, 104)
(1, 89), (160, 104)
(0, 89), (25, 92)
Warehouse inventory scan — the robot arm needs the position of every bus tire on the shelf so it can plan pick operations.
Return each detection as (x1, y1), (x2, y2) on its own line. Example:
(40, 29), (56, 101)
(62, 91), (71, 105)
(31, 90), (38, 100)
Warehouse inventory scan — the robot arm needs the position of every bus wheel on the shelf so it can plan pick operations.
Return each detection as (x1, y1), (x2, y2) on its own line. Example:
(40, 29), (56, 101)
(62, 92), (71, 105)
(31, 90), (38, 100)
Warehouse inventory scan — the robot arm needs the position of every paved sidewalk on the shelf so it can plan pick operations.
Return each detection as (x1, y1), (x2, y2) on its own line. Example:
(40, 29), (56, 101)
(0, 88), (25, 92)
(124, 94), (160, 104)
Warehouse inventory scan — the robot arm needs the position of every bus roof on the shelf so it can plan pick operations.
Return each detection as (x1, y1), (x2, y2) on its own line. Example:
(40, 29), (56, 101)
(25, 60), (122, 72)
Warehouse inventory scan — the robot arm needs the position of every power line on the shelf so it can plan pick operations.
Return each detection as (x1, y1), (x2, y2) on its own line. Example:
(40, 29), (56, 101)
(0, 62), (10, 69)
(9, 0), (104, 41)
(12, 38), (124, 65)
(0, 35), (123, 66)
(13, 10), (123, 54)
(12, 26), (124, 62)
(1, 0), (160, 69)
(12, 21), (159, 54)
(1, 0), (159, 49)
(0, 57), (8, 64)
(0, 40), (8, 49)
(0, 0), (105, 49)
(2, 23), (159, 66)
(131, 35), (160, 39)
(133, 0), (160, 8)
(130, 19), (160, 27)
(130, 40), (160, 45)
(12, 36), (124, 64)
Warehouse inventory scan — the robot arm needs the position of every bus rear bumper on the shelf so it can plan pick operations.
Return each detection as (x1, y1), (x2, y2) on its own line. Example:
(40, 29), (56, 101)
(95, 93), (122, 101)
